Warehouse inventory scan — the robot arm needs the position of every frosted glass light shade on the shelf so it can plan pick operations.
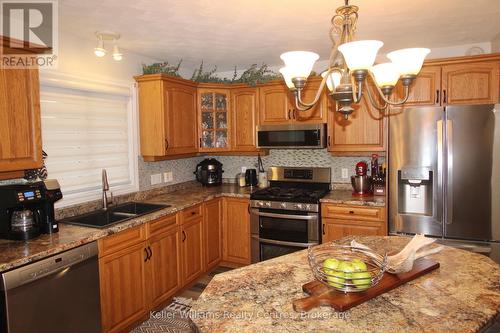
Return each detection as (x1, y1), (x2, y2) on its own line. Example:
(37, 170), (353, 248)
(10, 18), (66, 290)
(371, 63), (400, 87)
(387, 48), (430, 75)
(279, 67), (295, 89)
(280, 51), (319, 79)
(321, 70), (342, 92)
(338, 40), (383, 71)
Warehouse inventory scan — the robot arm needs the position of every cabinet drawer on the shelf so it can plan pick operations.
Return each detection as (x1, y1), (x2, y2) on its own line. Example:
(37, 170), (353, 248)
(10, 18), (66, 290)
(98, 225), (147, 258)
(322, 204), (385, 222)
(148, 213), (177, 238)
(180, 204), (202, 224)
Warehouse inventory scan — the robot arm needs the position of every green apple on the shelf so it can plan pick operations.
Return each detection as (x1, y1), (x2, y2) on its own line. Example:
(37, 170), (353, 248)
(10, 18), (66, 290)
(323, 258), (340, 271)
(351, 271), (372, 289)
(327, 271), (345, 289)
(351, 259), (368, 272)
(338, 261), (355, 278)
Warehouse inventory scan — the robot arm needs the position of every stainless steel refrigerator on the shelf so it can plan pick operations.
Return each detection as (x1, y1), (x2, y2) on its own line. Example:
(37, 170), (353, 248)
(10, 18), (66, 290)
(389, 104), (500, 262)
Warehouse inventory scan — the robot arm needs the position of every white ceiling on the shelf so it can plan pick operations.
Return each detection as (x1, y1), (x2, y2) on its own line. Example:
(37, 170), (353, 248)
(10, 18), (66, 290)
(60, 0), (500, 71)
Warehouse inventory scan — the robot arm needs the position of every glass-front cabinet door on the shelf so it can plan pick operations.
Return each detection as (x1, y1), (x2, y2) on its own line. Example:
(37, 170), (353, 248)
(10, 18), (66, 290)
(198, 88), (231, 151)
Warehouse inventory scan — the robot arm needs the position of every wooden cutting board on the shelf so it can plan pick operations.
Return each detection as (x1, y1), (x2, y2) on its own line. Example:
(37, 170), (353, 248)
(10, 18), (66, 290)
(293, 258), (440, 312)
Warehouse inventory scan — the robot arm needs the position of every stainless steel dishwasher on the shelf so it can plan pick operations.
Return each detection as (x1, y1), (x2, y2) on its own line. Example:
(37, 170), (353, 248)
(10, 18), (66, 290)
(0, 242), (101, 333)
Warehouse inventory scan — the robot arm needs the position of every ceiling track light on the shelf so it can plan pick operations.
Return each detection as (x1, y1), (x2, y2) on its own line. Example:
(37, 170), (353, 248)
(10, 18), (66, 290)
(94, 31), (123, 61)
(279, 0), (430, 119)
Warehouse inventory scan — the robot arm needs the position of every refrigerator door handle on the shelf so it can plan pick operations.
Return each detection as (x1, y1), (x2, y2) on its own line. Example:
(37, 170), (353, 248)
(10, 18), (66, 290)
(437, 119), (444, 224)
(446, 119), (453, 225)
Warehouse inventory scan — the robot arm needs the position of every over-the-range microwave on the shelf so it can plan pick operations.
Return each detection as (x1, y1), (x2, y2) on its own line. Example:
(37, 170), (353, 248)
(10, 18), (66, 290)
(256, 124), (326, 149)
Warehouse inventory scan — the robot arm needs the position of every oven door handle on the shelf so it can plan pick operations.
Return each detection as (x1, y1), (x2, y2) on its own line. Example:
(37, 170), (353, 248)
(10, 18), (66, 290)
(250, 210), (318, 221)
(252, 235), (318, 248)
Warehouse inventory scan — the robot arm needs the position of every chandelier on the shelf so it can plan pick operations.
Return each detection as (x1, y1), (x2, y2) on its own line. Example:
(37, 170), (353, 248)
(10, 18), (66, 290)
(279, 0), (430, 119)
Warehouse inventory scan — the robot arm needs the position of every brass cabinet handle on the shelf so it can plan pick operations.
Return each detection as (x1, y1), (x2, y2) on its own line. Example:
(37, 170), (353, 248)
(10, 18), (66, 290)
(443, 90), (447, 104)
(191, 211), (196, 215)
(182, 230), (187, 242)
(144, 248), (149, 262)
(436, 90), (440, 104)
(288, 109), (291, 120)
(165, 139), (169, 151)
(349, 210), (355, 214)
(322, 224), (325, 235)
(327, 135), (331, 147)
(199, 138), (202, 148)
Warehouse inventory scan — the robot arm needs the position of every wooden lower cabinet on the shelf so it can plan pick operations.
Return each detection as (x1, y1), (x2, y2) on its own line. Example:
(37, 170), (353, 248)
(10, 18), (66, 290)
(321, 203), (387, 243)
(223, 197), (251, 265)
(146, 225), (181, 307)
(99, 242), (148, 333)
(203, 198), (222, 270)
(180, 217), (204, 285)
(322, 218), (385, 242)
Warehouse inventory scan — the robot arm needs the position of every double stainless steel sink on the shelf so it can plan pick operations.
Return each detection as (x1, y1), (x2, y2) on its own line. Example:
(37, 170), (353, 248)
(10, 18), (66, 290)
(62, 202), (170, 228)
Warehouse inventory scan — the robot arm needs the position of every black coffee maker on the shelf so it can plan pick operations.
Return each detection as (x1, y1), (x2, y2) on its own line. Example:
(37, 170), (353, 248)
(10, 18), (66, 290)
(0, 180), (62, 240)
(194, 158), (223, 186)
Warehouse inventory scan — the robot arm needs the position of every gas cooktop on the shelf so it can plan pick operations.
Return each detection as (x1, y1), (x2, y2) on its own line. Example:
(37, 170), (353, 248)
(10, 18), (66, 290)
(250, 186), (329, 203)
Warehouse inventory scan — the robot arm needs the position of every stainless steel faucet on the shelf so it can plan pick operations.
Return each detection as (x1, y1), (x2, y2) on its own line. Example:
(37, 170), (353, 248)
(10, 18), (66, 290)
(102, 169), (113, 210)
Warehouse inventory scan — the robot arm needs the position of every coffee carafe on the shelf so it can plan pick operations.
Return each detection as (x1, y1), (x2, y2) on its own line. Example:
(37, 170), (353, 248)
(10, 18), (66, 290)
(10, 209), (40, 240)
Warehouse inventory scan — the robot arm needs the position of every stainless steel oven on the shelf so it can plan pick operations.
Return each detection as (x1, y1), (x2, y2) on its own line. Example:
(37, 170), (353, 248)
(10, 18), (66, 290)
(250, 202), (320, 263)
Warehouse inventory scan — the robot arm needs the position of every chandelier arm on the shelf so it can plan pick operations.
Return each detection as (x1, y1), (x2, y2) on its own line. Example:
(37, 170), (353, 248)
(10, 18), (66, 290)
(367, 71), (411, 105)
(294, 67), (336, 110)
(294, 92), (314, 111)
(349, 76), (363, 104)
(365, 82), (389, 111)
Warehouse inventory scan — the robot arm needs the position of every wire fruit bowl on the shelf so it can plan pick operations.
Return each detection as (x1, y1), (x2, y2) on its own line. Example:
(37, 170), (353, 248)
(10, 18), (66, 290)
(308, 243), (388, 293)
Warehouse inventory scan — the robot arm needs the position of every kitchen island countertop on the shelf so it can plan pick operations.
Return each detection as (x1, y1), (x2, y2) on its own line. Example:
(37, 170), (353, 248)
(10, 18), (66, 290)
(190, 236), (499, 333)
(320, 190), (386, 206)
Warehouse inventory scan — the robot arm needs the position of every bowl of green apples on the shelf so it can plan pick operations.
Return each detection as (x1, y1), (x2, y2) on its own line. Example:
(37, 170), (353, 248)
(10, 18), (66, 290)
(308, 243), (387, 293)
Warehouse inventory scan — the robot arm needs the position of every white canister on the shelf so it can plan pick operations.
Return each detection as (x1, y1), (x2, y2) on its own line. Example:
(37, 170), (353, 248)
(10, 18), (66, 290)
(258, 171), (268, 188)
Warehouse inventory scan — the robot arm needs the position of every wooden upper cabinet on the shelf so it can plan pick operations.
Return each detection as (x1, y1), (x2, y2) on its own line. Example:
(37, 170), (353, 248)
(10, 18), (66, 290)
(327, 86), (386, 153)
(259, 78), (327, 125)
(259, 83), (290, 125)
(231, 87), (259, 152)
(442, 61), (499, 105)
(203, 198), (222, 270)
(292, 78), (327, 123)
(165, 83), (198, 155)
(0, 68), (42, 172)
(223, 197), (251, 265)
(198, 87), (231, 152)
(393, 65), (442, 107)
(135, 75), (198, 160)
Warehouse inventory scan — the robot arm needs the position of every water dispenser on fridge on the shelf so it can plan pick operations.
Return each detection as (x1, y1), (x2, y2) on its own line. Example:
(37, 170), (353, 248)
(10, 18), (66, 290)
(397, 167), (433, 217)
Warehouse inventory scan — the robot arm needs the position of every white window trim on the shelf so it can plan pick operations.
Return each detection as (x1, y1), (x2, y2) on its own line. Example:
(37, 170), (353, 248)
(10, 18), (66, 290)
(39, 71), (139, 208)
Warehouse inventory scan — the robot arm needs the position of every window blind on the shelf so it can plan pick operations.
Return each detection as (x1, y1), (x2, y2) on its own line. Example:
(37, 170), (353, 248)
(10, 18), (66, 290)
(40, 78), (137, 205)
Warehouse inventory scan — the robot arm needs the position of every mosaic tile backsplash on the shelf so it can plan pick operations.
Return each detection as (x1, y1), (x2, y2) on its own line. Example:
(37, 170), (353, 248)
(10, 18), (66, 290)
(211, 149), (384, 184)
(138, 156), (205, 190)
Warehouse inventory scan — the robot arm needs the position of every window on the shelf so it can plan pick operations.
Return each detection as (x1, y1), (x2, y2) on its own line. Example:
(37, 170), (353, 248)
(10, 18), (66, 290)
(40, 72), (138, 207)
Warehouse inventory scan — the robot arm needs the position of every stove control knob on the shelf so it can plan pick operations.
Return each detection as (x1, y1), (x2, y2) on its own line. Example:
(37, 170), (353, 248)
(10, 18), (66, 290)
(305, 204), (311, 211)
(280, 202), (287, 209)
(265, 201), (272, 207)
(295, 204), (303, 210)
(257, 201), (264, 207)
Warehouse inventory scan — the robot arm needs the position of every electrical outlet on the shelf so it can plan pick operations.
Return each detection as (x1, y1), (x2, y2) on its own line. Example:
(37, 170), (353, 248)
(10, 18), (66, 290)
(241, 166), (247, 173)
(163, 171), (173, 183)
(150, 174), (162, 185)
(341, 168), (349, 179)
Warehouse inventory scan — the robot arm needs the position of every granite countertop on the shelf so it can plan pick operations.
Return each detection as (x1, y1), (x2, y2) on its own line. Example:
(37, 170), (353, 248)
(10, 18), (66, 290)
(321, 190), (386, 207)
(190, 236), (499, 333)
(0, 184), (385, 272)
(0, 184), (254, 272)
